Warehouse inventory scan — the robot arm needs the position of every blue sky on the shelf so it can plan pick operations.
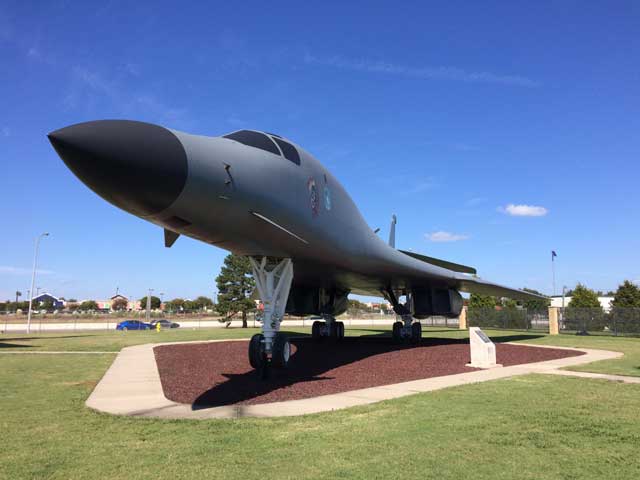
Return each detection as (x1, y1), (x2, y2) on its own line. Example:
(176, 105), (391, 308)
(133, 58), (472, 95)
(1, 1), (639, 302)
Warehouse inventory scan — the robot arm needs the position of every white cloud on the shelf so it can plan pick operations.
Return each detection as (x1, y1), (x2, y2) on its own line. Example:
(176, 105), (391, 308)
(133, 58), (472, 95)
(499, 204), (548, 217)
(304, 54), (540, 87)
(0, 266), (54, 275)
(426, 231), (469, 242)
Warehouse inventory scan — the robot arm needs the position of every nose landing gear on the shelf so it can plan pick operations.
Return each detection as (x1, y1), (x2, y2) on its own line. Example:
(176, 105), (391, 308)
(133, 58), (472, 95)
(248, 257), (294, 375)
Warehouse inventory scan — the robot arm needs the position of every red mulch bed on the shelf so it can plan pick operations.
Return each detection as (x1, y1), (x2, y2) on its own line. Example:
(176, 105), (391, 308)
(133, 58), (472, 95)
(153, 336), (583, 407)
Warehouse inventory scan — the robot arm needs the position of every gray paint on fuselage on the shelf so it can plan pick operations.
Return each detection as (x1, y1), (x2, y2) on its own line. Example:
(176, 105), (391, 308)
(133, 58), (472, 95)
(49, 120), (545, 302)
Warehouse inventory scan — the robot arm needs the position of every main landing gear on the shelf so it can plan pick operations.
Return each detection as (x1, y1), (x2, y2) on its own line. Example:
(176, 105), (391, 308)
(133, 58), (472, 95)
(384, 288), (422, 344)
(248, 257), (294, 375)
(311, 315), (345, 341)
(392, 314), (422, 343)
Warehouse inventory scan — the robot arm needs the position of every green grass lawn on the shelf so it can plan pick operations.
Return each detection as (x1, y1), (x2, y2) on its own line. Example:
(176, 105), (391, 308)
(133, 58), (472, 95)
(1, 327), (640, 479)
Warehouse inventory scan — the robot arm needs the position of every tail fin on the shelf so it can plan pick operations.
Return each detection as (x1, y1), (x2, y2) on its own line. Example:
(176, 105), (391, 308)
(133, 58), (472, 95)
(388, 214), (397, 248)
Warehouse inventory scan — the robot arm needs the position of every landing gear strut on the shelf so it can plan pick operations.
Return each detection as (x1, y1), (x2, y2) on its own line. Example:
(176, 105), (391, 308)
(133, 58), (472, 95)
(391, 315), (422, 343)
(384, 288), (421, 344)
(311, 315), (345, 341)
(248, 257), (294, 373)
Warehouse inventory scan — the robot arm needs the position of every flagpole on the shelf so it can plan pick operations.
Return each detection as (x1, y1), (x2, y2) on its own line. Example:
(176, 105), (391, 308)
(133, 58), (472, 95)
(551, 252), (556, 296)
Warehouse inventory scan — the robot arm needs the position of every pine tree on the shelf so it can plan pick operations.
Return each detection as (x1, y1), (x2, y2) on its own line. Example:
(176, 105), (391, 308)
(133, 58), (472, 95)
(612, 280), (640, 308)
(567, 284), (601, 309)
(215, 254), (256, 328)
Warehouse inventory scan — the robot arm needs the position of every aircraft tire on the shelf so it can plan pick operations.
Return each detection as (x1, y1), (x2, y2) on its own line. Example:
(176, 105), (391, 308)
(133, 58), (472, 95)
(249, 333), (265, 369)
(271, 334), (291, 368)
(335, 321), (345, 340)
(392, 321), (402, 342)
(312, 321), (322, 340)
(411, 322), (422, 343)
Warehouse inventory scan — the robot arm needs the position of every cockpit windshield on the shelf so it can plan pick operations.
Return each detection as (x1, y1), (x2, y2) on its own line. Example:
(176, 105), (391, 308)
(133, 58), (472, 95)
(223, 130), (301, 165)
(223, 130), (280, 156)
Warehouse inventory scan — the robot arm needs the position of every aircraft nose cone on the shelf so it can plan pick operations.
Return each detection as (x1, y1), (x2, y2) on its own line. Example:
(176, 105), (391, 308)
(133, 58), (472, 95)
(48, 120), (188, 217)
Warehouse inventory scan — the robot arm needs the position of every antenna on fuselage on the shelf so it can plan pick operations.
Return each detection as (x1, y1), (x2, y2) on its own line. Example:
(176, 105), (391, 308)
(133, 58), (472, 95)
(388, 214), (397, 248)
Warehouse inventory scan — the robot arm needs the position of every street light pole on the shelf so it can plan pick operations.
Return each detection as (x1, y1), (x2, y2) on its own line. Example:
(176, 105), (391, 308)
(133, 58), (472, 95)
(146, 288), (154, 323)
(27, 232), (49, 334)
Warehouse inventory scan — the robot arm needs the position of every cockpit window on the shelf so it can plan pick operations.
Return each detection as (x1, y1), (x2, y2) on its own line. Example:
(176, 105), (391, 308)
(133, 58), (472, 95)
(272, 137), (301, 165)
(223, 130), (280, 156)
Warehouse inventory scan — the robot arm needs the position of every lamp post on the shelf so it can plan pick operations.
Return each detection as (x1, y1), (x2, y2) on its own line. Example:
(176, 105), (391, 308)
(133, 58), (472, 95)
(146, 288), (154, 323)
(27, 232), (49, 334)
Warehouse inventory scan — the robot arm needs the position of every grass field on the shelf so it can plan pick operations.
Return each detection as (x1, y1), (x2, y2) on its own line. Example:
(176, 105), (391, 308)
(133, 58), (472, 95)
(1, 327), (640, 479)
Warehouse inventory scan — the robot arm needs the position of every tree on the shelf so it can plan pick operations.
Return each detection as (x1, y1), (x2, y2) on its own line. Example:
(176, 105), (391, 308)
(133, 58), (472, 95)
(468, 294), (497, 309)
(183, 299), (198, 312)
(567, 284), (601, 309)
(138, 295), (161, 310)
(611, 280), (640, 308)
(501, 298), (518, 309)
(194, 296), (214, 311)
(166, 298), (185, 313)
(80, 300), (98, 311)
(215, 254), (255, 328)
(40, 299), (54, 312)
(348, 298), (370, 314)
(112, 297), (128, 311)
(521, 288), (550, 311)
(66, 302), (79, 312)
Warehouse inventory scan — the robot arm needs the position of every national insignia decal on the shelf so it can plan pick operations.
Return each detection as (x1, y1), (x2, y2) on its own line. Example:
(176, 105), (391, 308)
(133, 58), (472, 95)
(307, 177), (319, 216)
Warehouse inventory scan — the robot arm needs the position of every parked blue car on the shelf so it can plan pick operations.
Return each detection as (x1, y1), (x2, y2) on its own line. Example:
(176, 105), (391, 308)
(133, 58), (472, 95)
(116, 320), (151, 331)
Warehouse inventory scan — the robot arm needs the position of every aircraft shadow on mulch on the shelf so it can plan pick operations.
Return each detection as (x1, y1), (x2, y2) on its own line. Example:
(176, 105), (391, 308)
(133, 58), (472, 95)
(191, 331), (544, 409)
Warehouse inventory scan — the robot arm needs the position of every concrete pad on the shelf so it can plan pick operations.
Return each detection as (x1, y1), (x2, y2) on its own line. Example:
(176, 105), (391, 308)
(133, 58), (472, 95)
(85, 339), (627, 419)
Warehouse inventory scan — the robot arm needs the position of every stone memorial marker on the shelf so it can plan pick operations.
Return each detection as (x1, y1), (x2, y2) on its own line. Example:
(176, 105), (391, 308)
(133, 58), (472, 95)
(466, 327), (502, 369)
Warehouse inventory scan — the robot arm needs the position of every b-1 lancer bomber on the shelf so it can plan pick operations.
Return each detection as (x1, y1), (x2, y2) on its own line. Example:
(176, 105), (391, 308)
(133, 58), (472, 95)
(48, 120), (545, 372)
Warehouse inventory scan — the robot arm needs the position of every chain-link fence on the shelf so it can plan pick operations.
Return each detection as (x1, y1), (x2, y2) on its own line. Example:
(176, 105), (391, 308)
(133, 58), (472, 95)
(560, 307), (640, 336)
(418, 316), (459, 328)
(468, 308), (549, 331)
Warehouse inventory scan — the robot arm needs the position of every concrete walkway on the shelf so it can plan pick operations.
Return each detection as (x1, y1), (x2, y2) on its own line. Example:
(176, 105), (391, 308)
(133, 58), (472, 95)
(84, 340), (633, 419)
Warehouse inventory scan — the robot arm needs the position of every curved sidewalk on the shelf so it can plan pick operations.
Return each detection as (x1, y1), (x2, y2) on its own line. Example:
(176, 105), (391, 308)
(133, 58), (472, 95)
(85, 340), (626, 420)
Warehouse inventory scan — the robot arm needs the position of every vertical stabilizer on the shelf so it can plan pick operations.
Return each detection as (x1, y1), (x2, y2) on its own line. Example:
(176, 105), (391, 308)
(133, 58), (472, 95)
(388, 214), (397, 248)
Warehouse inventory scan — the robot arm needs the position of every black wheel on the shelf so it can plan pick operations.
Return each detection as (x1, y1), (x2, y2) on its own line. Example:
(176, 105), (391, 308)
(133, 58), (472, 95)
(328, 322), (340, 339)
(312, 320), (322, 340)
(272, 333), (291, 368)
(392, 321), (402, 342)
(336, 321), (345, 340)
(411, 322), (422, 343)
(248, 333), (265, 369)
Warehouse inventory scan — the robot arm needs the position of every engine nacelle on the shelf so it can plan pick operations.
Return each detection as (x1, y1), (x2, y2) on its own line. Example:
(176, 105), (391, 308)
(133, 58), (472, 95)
(285, 286), (349, 317)
(412, 287), (463, 319)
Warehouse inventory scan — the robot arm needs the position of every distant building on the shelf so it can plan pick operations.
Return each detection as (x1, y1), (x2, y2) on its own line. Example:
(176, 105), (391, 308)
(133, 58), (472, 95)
(95, 295), (142, 311)
(365, 301), (392, 313)
(551, 296), (613, 313)
(31, 293), (64, 310)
